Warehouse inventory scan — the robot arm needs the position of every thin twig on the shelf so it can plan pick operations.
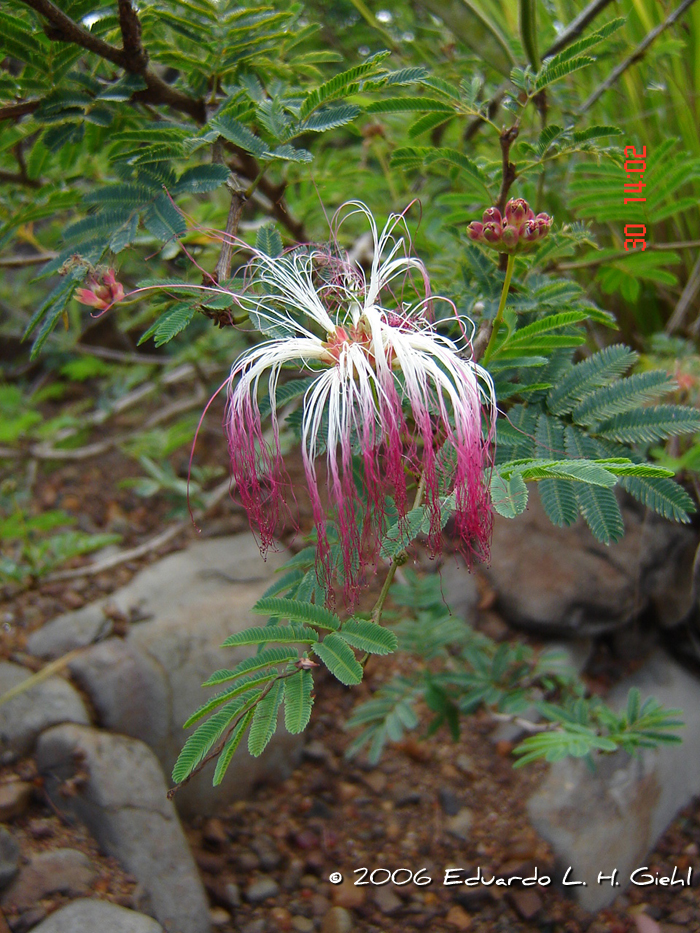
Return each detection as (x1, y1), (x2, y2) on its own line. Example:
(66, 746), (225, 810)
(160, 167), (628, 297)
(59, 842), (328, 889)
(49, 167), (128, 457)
(0, 100), (40, 122)
(19, 0), (206, 122)
(579, 0), (699, 113)
(0, 170), (40, 189)
(43, 478), (232, 583)
(463, 0), (615, 143)
(667, 254), (700, 334)
(0, 252), (57, 267)
(543, 0), (616, 57)
(496, 126), (519, 215)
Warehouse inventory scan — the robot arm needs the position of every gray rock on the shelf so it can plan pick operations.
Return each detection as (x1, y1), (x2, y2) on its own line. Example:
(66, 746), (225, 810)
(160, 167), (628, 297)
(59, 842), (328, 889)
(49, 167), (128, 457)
(245, 876), (280, 903)
(30, 899), (163, 933)
(437, 555), (479, 622)
(26, 602), (110, 659)
(528, 649), (700, 910)
(486, 495), (697, 636)
(68, 638), (170, 752)
(31, 535), (302, 817)
(0, 661), (90, 763)
(0, 827), (19, 890)
(35, 724), (211, 933)
(1, 848), (96, 912)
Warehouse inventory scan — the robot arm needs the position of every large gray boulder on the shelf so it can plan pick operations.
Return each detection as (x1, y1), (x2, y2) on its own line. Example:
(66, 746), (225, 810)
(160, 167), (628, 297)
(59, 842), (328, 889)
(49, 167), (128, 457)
(528, 649), (700, 910)
(486, 495), (696, 636)
(28, 534), (303, 816)
(30, 899), (163, 933)
(36, 724), (211, 933)
(0, 661), (90, 764)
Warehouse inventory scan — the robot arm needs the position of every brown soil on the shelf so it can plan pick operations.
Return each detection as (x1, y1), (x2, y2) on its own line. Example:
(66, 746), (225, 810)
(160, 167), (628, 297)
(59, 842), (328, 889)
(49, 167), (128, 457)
(1, 405), (699, 933)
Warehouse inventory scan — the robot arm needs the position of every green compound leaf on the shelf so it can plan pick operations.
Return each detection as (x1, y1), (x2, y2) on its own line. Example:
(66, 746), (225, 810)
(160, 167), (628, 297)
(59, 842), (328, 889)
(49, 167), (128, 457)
(213, 708), (254, 785)
(248, 679), (284, 757)
(619, 475), (695, 523)
(490, 471), (528, 518)
(203, 647), (298, 686)
(255, 223), (283, 257)
(252, 597), (340, 631)
(283, 669), (314, 734)
(184, 670), (278, 728)
(221, 625), (318, 647)
(312, 633), (363, 685)
(338, 619), (398, 656)
(548, 345), (636, 415)
(172, 697), (254, 784)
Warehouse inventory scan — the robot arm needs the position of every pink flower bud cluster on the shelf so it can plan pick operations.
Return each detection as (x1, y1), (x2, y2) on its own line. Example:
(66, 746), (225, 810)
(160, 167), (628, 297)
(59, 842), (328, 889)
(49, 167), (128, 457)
(75, 269), (124, 310)
(467, 198), (552, 253)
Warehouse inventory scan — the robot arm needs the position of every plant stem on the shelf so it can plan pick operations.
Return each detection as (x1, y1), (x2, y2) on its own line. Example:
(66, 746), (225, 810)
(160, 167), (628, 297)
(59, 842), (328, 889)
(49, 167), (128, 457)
(481, 253), (516, 367)
(371, 471), (426, 626)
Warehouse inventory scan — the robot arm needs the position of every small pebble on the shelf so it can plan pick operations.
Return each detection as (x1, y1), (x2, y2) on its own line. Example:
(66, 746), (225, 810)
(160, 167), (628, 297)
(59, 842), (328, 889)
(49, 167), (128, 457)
(0, 783), (32, 823)
(223, 880), (241, 908)
(373, 886), (402, 915)
(246, 876), (280, 903)
(291, 917), (315, 933)
(508, 888), (542, 920)
(438, 789), (461, 816)
(445, 904), (472, 930)
(209, 906), (231, 927)
(202, 817), (228, 847)
(446, 807), (473, 841)
(321, 905), (353, 933)
(331, 878), (365, 909)
(269, 906), (293, 931)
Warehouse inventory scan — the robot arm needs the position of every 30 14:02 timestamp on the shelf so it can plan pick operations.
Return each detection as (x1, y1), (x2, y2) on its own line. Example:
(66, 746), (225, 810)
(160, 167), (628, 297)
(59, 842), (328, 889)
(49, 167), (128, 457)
(624, 144), (646, 252)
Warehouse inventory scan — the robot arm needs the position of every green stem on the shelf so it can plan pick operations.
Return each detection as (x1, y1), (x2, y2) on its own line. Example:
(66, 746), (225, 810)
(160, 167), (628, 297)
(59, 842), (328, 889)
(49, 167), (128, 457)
(481, 253), (516, 367)
(370, 471), (426, 627)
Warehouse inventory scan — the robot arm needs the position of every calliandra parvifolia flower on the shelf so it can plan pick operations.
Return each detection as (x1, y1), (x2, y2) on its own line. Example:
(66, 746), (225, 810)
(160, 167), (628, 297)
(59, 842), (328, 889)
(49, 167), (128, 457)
(223, 202), (496, 599)
(74, 269), (125, 310)
(467, 198), (552, 254)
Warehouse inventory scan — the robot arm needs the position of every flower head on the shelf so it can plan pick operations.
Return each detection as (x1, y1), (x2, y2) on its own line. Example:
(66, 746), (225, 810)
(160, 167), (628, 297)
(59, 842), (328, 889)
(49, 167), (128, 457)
(467, 198), (552, 253)
(223, 203), (495, 598)
(75, 269), (125, 310)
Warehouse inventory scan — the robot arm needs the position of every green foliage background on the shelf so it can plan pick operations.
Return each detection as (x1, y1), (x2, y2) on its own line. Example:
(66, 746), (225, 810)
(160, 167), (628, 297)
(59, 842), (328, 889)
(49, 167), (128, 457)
(2, 0), (700, 779)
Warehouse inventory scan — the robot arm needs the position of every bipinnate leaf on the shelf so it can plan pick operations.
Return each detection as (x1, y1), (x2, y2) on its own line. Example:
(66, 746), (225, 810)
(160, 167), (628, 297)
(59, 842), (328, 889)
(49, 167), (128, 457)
(172, 698), (251, 784)
(184, 670), (278, 728)
(248, 679), (284, 756)
(255, 224), (283, 258)
(253, 597), (340, 631)
(203, 648), (298, 686)
(283, 670), (314, 734)
(221, 625), (318, 647)
(213, 709), (254, 785)
(312, 633), (363, 685)
(339, 620), (398, 656)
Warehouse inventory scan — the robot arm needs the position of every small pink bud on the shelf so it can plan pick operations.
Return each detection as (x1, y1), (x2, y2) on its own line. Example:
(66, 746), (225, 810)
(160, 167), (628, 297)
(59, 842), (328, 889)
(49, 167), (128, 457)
(501, 225), (520, 251)
(482, 206), (502, 226)
(521, 220), (539, 243)
(75, 270), (124, 310)
(504, 198), (533, 227)
(535, 214), (552, 238)
(467, 221), (484, 241)
(482, 222), (502, 244)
